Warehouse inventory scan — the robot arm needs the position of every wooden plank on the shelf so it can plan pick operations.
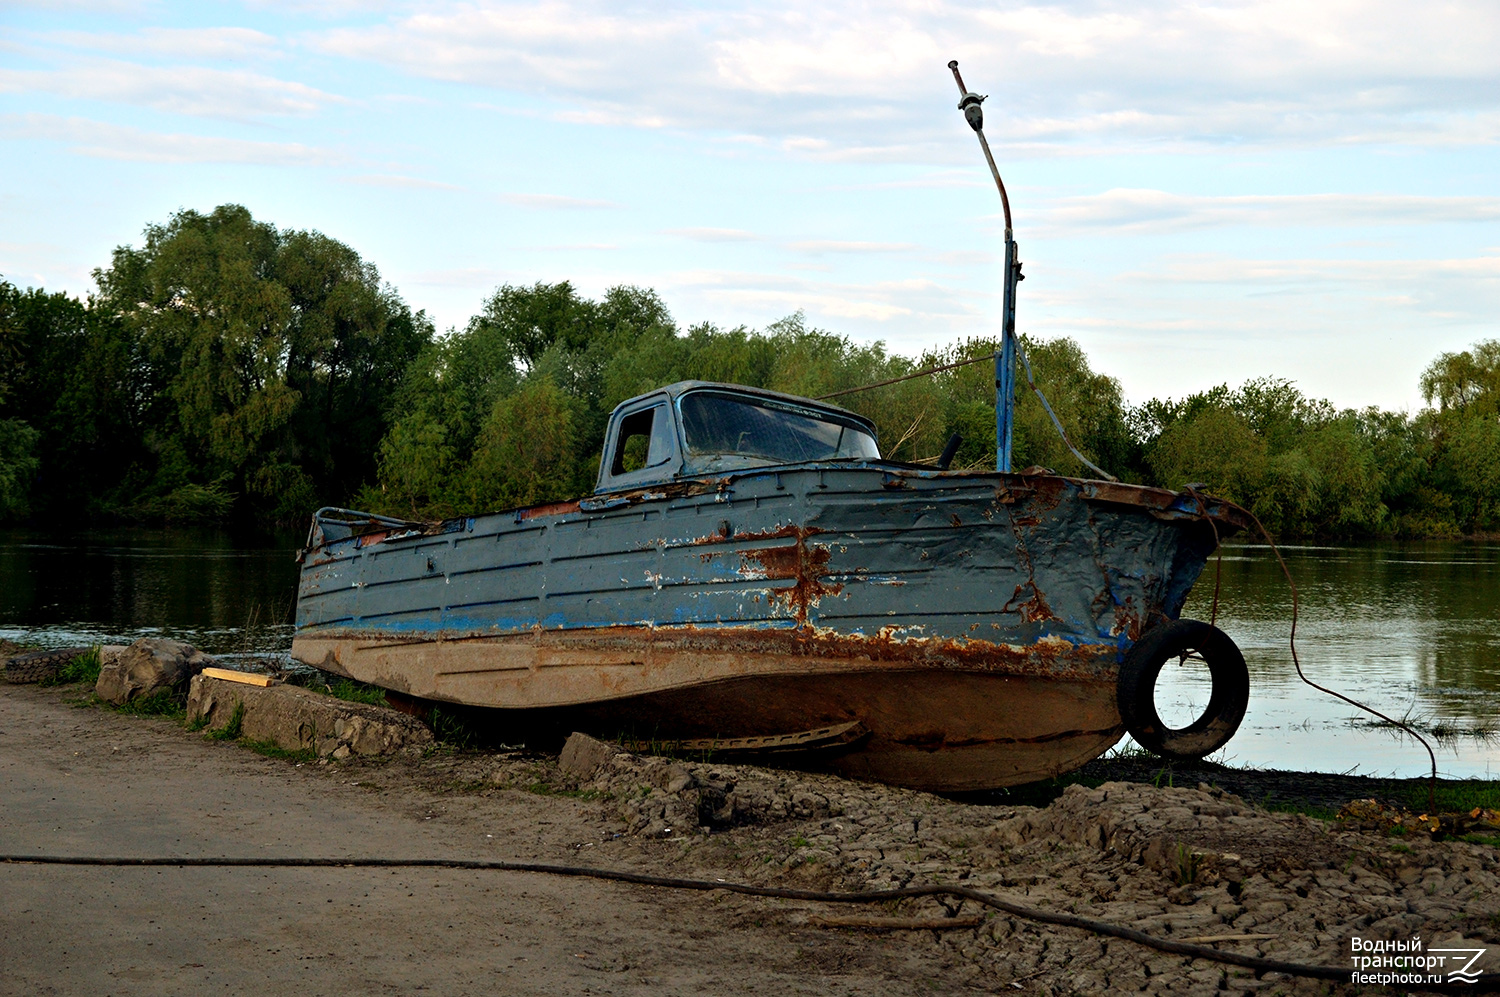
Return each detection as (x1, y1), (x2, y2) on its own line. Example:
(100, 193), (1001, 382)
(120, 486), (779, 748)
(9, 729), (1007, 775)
(201, 667), (277, 688)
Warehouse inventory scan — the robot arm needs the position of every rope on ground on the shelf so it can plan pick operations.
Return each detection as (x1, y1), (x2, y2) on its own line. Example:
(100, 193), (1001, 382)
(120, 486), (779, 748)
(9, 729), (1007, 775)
(9, 853), (1492, 988)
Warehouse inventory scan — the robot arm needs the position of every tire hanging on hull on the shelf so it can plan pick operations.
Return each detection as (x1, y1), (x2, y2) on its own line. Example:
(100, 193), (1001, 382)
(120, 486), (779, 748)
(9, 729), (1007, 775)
(1117, 618), (1249, 761)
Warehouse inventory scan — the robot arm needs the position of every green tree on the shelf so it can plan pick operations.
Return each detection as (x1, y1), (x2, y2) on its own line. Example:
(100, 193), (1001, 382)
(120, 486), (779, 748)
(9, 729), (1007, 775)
(0, 278), (138, 520)
(1301, 416), (1387, 535)
(1011, 335), (1133, 477)
(1147, 405), (1269, 504)
(93, 205), (430, 522)
(1420, 340), (1500, 416)
(464, 378), (581, 511)
(0, 418), (40, 518)
(1430, 414), (1500, 533)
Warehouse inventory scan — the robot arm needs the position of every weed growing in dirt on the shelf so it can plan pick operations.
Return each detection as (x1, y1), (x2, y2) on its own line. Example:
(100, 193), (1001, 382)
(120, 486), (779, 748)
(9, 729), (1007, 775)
(38, 646), (102, 687)
(1413, 781), (1500, 814)
(524, 781), (605, 800)
(1262, 798), (1339, 822)
(1351, 714), (1500, 747)
(1173, 843), (1201, 886)
(322, 678), (388, 707)
(111, 688), (186, 720)
(207, 701), (245, 741)
(241, 738), (315, 763)
(429, 707), (479, 749)
(979, 772), (1109, 808)
(1103, 741), (1155, 761)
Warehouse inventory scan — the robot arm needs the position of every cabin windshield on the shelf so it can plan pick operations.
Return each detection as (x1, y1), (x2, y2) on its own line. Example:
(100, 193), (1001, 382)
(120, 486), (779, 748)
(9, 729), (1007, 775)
(679, 393), (879, 464)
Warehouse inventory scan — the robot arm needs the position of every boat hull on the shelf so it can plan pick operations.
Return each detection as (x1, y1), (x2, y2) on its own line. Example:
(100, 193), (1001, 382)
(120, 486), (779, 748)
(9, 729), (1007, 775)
(292, 465), (1248, 791)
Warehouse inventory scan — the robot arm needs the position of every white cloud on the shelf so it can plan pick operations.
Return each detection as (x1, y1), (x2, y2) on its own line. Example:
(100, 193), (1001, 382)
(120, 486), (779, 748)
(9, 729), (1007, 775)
(0, 58), (343, 119)
(309, 1), (1500, 156)
(666, 268), (975, 325)
(832, 170), (986, 190)
(786, 240), (915, 254)
(666, 227), (758, 242)
(404, 266), (507, 288)
(346, 173), (464, 190)
(500, 192), (617, 209)
(1132, 253), (1500, 287)
(43, 27), (280, 62)
(1038, 190), (1500, 235)
(2, 113), (345, 165)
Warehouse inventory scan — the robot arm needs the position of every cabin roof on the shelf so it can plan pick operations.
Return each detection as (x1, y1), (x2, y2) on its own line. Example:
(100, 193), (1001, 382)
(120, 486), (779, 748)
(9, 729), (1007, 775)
(616, 380), (876, 434)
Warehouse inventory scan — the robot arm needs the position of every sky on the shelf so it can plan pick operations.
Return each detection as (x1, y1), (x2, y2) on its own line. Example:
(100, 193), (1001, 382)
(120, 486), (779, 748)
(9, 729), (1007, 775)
(2, 1), (1499, 412)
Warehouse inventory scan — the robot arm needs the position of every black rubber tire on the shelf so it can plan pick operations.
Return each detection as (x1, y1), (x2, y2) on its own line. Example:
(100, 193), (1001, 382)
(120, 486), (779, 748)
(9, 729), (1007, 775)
(3, 647), (91, 684)
(1117, 619), (1249, 761)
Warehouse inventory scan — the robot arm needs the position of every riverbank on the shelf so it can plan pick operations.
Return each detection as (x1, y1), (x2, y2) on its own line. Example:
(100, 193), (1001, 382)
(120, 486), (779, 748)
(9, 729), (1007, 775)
(5, 677), (1499, 994)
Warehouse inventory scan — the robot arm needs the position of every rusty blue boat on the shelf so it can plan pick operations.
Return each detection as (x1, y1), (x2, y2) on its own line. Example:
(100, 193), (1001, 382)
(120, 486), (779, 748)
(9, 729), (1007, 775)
(291, 62), (1255, 791)
(292, 381), (1253, 791)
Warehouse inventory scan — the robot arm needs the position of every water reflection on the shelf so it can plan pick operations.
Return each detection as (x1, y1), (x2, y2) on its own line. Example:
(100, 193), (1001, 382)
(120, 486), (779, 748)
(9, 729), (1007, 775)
(1160, 541), (1500, 780)
(0, 528), (299, 662)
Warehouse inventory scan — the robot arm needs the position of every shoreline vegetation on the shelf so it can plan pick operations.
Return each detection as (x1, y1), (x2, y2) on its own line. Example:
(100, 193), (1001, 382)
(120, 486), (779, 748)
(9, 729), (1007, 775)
(3, 203), (1499, 540)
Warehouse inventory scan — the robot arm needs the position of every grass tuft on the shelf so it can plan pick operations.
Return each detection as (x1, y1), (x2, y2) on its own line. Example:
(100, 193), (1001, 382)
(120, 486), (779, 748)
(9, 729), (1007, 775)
(39, 646), (103, 687)
(323, 678), (388, 707)
(241, 737), (315, 763)
(207, 701), (246, 741)
(523, 781), (605, 800)
(429, 707), (480, 749)
(112, 688), (186, 720)
(1173, 842), (1202, 886)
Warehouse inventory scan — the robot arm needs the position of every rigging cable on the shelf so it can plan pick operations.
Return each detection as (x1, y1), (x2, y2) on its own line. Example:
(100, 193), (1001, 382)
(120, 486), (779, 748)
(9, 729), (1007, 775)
(815, 351), (996, 400)
(818, 345), (1119, 482)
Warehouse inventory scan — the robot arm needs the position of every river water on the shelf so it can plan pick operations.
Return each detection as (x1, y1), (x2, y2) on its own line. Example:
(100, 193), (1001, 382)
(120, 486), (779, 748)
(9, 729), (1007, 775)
(1, 529), (1496, 780)
(1169, 542), (1500, 781)
(0, 528), (301, 668)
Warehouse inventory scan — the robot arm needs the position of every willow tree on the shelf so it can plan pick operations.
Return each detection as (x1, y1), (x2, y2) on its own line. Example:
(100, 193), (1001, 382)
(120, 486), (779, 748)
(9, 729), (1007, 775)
(94, 205), (430, 522)
(1421, 340), (1500, 532)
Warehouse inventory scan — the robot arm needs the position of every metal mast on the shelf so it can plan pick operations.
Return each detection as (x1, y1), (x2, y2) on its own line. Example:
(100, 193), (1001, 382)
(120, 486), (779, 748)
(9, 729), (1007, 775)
(948, 60), (1021, 473)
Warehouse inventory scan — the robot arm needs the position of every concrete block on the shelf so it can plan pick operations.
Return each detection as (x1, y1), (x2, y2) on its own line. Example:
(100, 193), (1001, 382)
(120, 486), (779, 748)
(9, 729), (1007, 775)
(187, 675), (433, 758)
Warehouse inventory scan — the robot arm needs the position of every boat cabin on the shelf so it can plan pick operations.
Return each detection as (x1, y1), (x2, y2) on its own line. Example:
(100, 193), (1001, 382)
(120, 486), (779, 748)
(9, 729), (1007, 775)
(594, 381), (881, 493)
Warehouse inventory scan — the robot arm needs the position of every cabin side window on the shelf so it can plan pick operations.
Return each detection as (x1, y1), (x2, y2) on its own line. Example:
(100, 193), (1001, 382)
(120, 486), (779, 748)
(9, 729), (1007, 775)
(611, 403), (674, 474)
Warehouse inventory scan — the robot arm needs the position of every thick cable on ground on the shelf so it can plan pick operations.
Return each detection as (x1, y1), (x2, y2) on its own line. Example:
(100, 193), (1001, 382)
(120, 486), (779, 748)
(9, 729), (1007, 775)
(8, 853), (1493, 989)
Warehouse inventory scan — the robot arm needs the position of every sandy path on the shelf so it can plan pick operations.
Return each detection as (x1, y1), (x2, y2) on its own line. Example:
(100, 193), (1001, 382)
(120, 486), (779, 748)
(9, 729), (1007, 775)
(0, 686), (938, 997)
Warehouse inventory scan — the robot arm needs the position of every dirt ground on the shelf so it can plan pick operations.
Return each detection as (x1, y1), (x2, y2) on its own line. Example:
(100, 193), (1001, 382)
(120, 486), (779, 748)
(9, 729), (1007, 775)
(3, 681), (1498, 996)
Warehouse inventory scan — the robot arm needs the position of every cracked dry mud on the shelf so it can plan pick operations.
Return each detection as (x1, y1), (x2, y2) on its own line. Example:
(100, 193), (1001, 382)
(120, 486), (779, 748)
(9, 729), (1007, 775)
(3, 682), (1497, 996)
